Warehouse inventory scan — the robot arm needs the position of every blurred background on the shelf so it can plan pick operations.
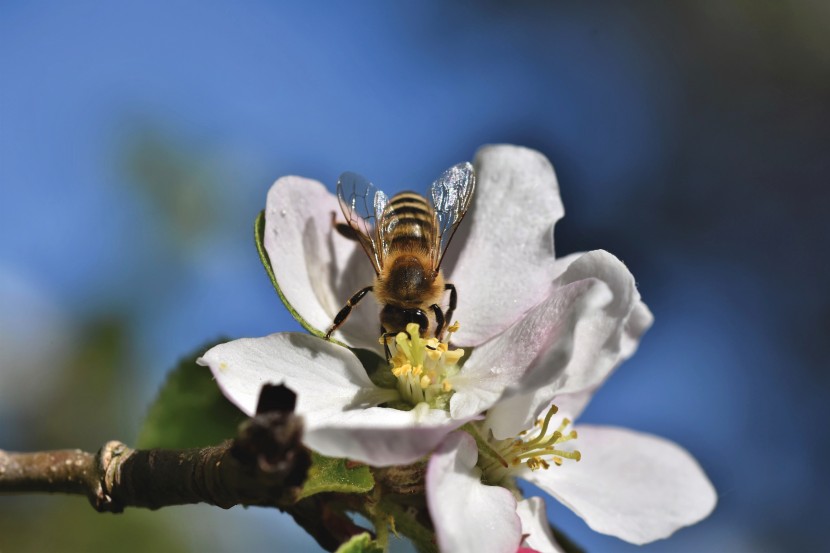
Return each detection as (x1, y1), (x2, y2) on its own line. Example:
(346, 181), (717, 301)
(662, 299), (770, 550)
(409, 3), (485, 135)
(1, 1), (828, 551)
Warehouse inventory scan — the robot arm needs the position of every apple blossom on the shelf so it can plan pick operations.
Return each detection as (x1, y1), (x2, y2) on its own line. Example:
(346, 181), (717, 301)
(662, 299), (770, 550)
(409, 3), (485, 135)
(197, 144), (715, 551)
(200, 145), (648, 461)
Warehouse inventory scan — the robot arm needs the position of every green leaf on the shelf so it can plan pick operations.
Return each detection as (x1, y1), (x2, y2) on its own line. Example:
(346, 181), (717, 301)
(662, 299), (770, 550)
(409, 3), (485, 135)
(334, 533), (383, 553)
(255, 210), (332, 340)
(299, 452), (375, 499)
(137, 340), (247, 449)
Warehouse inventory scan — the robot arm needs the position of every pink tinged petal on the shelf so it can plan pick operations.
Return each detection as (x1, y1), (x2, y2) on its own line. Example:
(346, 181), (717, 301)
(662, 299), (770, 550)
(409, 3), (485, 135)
(264, 176), (380, 351)
(427, 432), (522, 553)
(547, 302), (655, 424)
(447, 145), (566, 347)
(198, 333), (463, 466)
(487, 250), (653, 439)
(450, 278), (613, 422)
(521, 425), (717, 545)
(516, 497), (565, 553)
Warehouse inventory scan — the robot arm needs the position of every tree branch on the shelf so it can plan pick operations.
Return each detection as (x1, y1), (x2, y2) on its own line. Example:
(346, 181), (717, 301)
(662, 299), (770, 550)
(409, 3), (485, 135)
(1, 385), (310, 513)
(0, 440), (282, 511)
(0, 448), (98, 497)
(0, 385), (370, 551)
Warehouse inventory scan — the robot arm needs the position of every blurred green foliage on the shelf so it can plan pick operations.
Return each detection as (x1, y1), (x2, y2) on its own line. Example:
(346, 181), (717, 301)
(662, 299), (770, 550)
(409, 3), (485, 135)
(137, 339), (246, 450)
(335, 533), (383, 553)
(123, 127), (224, 249)
(0, 315), (195, 552)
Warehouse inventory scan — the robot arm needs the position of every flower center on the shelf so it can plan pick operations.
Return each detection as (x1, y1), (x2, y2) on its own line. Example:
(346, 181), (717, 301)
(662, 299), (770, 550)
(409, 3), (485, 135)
(387, 322), (464, 409)
(474, 404), (581, 485)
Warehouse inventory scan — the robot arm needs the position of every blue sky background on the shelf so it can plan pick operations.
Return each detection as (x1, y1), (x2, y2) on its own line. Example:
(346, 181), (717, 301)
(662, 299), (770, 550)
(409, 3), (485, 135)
(2, 1), (829, 552)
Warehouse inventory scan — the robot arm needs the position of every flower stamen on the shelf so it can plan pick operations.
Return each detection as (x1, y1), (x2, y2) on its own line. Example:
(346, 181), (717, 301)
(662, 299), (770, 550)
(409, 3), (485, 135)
(476, 404), (581, 485)
(388, 322), (464, 410)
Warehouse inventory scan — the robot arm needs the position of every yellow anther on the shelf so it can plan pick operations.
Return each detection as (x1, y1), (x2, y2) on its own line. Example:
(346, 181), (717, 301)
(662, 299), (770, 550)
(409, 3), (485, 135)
(387, 319), (465, 409)
(443, 349), (465, 364)
(447, 322), (460, 333)
(391, 363), (410, 378)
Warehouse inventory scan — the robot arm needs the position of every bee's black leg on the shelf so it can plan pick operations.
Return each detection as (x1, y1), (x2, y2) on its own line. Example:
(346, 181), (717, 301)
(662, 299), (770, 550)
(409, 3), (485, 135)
(381, 331), (397, 362)
(431, 304), (445, 338)
(444, 283), (457, 329)
(331, 211), (361, 241)
(326, 286), (373, 340)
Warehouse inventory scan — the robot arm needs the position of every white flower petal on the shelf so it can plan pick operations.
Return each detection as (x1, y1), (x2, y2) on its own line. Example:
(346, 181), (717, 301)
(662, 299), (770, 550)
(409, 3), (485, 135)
(522, 425), (717, 545)
(305, 403), (470, 467)
(426, 432), (522, 553)
(447, 145), (566, 346)
(620, 300), (654, 361)
(198, 333), (387, 417)
(450, 277), (612, 422)
(548, 251), (584, 280)
(541, 389), (594, 425)
(486, 250), (652, 439)
(544, 301), (654, 423)
(198, 333), (464, 466)
(264, 176), (380, 350)
(516, 497), (564, 553)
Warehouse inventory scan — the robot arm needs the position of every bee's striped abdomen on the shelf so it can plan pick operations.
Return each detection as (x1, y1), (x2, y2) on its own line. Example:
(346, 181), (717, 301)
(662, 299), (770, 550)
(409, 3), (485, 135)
(384, 191), (436, 252)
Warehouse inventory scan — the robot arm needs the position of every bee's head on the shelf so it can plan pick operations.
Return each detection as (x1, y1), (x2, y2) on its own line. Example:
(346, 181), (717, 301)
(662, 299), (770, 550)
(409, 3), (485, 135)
(380, 304), (429, 337)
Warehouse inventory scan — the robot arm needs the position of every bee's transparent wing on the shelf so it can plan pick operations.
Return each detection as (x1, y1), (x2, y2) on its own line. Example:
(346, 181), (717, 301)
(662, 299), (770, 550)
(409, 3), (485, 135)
(337, 172), (388, 274)
(429, 161), (476, 270)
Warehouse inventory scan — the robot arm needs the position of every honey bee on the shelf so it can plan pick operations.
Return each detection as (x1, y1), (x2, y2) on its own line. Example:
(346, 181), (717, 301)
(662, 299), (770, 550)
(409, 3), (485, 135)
(325, 162), (476, 358)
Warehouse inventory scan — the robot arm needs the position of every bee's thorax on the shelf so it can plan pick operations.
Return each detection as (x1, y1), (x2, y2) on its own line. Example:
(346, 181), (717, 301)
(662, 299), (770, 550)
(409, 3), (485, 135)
(383, 256), (430, 301)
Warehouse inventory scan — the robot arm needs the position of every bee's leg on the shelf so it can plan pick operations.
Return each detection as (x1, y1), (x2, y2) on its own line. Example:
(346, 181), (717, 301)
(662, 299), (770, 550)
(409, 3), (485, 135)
(331, 211), (361, 241)
(381, 330), (397, 362)
(431, 304), (445, 339)
(444, 283), (458, 330)
(325, 286), (373, 340)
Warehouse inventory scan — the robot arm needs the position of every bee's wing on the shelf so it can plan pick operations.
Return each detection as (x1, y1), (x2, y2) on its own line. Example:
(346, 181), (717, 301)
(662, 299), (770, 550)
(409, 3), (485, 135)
(429, 161), (476, 270)
(337, 171), (388, 274)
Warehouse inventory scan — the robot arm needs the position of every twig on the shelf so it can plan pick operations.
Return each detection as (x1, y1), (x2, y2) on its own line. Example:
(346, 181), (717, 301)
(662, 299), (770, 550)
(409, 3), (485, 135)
(0, 385), (367, 551)
(0, 384), (307, 511)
